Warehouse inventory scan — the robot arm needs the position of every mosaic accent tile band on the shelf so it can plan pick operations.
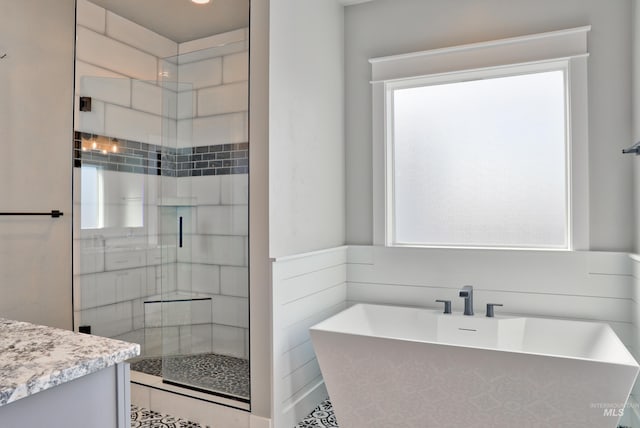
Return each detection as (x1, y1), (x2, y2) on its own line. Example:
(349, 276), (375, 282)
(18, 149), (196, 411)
(73, 132), (248, 176)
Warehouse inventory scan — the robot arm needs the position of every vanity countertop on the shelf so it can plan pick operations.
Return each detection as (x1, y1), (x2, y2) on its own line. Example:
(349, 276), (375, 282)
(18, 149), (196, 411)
(0, 318), (139, 407)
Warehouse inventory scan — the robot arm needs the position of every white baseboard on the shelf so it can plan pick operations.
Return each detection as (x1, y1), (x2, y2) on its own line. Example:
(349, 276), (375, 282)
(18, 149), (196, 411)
(250, 415), (272, 428)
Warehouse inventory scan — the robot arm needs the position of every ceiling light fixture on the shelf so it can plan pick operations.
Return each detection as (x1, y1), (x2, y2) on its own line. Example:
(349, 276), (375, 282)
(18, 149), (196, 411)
(191, 0), (210, 4)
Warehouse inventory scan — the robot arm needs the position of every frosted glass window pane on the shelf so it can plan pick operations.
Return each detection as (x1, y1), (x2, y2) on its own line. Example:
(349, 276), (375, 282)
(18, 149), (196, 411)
(392, 70), (567, 248)
(80, 166), (100, 229)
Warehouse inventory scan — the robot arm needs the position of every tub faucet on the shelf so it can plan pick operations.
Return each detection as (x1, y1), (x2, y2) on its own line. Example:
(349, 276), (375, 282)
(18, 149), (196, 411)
(459, 285), (474, 316)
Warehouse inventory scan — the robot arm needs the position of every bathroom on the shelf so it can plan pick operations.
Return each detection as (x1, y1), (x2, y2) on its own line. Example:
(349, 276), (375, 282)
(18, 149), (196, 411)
(0, 0), (639, 427)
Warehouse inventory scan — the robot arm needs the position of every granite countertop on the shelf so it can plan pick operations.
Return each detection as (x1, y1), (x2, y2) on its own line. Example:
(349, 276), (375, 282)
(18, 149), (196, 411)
(0, 318), (139, 407)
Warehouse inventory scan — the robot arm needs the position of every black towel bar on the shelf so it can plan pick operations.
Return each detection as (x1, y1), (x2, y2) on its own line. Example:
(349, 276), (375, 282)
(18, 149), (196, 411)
(0, 210), (64, 218)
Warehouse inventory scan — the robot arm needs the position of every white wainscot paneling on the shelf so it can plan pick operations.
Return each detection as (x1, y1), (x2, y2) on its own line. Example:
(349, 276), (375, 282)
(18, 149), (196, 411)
(272, 247), (348, 428)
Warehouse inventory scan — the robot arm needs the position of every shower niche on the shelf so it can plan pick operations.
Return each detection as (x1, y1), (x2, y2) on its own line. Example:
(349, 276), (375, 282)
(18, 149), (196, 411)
(72, 0), (249, 406)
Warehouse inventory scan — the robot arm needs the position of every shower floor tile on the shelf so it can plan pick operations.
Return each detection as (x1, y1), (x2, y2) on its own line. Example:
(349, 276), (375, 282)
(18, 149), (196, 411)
(131, 405), (202, 428)
(130, 353), (249, 400)
(295, 399), (338, 428)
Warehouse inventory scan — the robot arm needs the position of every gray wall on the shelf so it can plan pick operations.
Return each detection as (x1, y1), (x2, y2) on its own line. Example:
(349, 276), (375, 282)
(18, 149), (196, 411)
(0, 0), (75, 328)
(268, 0), (346, 258)
(345, 0), (634, 251)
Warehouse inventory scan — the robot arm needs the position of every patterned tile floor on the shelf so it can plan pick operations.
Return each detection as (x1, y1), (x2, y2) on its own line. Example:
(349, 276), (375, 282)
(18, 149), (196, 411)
(294, 399), (338, 428)
(130, 352), (250, 400)
(131, 405), (202, 428)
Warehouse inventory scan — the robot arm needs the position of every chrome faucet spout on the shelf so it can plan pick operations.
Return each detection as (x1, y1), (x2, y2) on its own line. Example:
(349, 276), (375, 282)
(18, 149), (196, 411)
(459, 285), (474, 316)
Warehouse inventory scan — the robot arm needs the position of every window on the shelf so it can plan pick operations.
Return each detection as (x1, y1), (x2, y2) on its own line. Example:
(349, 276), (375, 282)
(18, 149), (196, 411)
(371, 27), (590, 250)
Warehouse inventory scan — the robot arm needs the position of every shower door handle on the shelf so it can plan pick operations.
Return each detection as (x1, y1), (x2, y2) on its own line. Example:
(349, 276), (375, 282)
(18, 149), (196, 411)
(179, 216), (183, 248)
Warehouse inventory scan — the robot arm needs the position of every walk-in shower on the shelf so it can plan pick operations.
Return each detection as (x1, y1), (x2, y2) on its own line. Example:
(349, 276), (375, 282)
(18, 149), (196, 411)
(72, 0), (249, 406)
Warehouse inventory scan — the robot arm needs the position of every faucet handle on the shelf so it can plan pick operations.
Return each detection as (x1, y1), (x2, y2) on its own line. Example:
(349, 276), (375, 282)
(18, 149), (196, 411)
(486, 303), (503, 318)
(435, 299), (452, 314)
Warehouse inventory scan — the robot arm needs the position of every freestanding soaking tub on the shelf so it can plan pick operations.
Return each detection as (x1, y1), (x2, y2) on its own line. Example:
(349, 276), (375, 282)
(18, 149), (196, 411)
(310, 304), (639, 428)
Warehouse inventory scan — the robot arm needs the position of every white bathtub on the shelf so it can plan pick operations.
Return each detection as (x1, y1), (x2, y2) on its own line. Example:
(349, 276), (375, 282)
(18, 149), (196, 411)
(310, 304), (639, 428)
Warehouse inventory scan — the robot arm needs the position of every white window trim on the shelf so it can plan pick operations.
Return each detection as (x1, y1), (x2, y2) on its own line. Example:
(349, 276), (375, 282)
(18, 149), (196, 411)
(370, 26), (591, 250)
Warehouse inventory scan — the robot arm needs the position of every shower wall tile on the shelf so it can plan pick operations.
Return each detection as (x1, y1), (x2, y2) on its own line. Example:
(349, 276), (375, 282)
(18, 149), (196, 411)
(220, 267), (249, 298)
(177, 90), (196, 120)
(209, 324), (246, 359)
(104, 104), (163, 144)
(76, 26), (158, 82)
(144, 326), (180, 356)
(197, 206), (234, 235)
(105, 248), (147, 271)
(212, 295), (249, 328)
(132, 80), (165, 117)
(190, 263), (221, 295)
(192, 112), (248, 147)
(191, 235), (245, 266)
(81, 301), (133, 338)
(114, 267), (147, 302)
(222, 52), (249, 84)
(179, 175), (222, 205)
(79, 74), (131, 108)
(77, 0), (106, 34)
(198, 82), (249, 117)
(75, 96), (105, 135)
(75, 60), (126, 99)
(178, 28), (246, 57)
(221, 174), (249, 205)
(105, 11), (177, 59)
(181, 324), (214, 354)
(178, 58), (222, 90)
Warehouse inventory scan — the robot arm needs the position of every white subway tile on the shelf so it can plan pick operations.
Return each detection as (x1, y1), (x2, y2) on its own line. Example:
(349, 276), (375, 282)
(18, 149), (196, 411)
(76, 26), (158, 81)
(190, 263), (221, 295)
(133, 299), (145, 331)
(144, 326), (179, 356)
(81, 301), (133, 337)
(78, 74), (131, 108)
(105, 104), (162, 144)
(197, 82), (248, 117)
(220, 173), (249, 205)
(177, 40), (248, 65)
(75, 96), (105, 135)
(212, 295), (248, 328)
(191, 235), (245, 266)
(106, 11), (177, 59)
(190, 112), (248, 146)
(178, 28), (247, 56)
(75, 60), (126, 94)
(77, 0), (106, 34)
(177, 263), (193, 294)
(192, 299), (214, 324)
(210, 324), (246, 358)
(176, 119), (193, 148)
(178, 175), (221, 205)
(222, 52), (248, 83)
(115, 268), (146, 302)
(79, 271), (119, 309)
(131, 80), (164, 116)
(181, 324), (213, 354)
(196, 205), (233, 235)
(177, 90), (196, 120)
(105, 248), (147, 271)
(220, 267), (249, 298)
(178, 58), (222, 89)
